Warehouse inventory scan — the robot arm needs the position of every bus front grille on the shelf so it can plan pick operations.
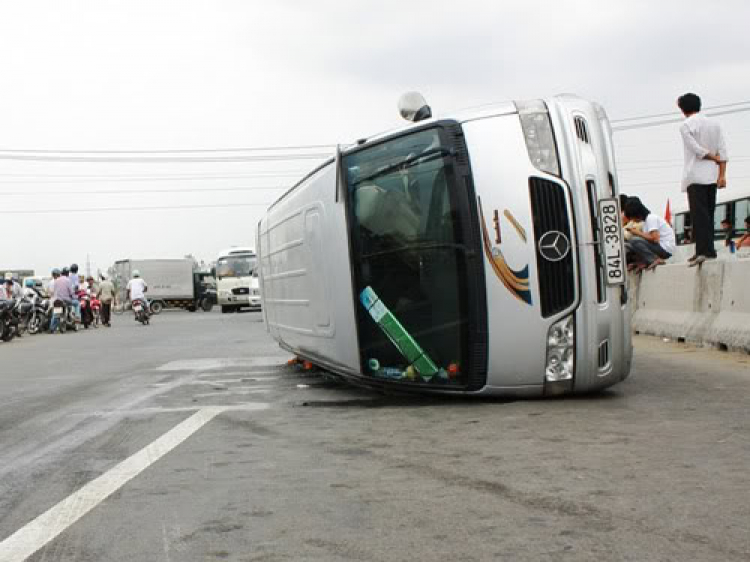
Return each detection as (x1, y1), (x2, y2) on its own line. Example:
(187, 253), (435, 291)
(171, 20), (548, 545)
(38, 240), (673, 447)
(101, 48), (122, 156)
(530, 177), (576, 318)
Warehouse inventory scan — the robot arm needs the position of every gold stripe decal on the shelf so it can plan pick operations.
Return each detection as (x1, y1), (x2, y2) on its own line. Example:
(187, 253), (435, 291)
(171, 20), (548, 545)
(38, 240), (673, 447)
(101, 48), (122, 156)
(478, 198), (532, 305)
(504, 210), (527, 242)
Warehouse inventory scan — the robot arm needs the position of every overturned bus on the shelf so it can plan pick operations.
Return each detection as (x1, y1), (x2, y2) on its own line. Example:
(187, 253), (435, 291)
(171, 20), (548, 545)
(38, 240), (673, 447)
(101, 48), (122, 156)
(257, 94), (632, 397)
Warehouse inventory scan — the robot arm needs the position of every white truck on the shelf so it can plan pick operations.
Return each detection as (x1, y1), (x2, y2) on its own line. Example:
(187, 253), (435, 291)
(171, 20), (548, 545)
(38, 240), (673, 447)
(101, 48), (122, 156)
(113, 258), (200, 314)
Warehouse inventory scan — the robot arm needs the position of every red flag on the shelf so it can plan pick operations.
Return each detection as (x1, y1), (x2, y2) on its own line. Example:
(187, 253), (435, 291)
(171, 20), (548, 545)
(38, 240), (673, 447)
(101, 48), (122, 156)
(665, 199), (672, 226)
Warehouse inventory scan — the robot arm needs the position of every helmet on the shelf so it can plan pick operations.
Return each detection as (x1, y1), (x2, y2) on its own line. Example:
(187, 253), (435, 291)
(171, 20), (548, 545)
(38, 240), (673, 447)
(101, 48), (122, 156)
(61, 267), (69, 275)
(24, 278), (35, 288)
(52, 268), (61, 276)
(70, 264), (79, 273)
(132, 270), (141, 278)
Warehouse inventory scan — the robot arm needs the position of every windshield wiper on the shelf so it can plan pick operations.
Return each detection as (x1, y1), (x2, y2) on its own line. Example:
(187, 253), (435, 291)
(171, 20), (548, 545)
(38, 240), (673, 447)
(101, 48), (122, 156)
(352, 147), (454, 187)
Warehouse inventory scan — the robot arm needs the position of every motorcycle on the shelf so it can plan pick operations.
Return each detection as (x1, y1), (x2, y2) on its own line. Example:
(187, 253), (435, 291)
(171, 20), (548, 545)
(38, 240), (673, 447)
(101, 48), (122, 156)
(132, 298), (150, 325)
(11, 295), (35, 336)
(28, 296), (52, 335)
(51, 300), (78, 333)
(0, 299), (17, 342)
(90, 294), (102, 327)
(78, 289), (95, 329)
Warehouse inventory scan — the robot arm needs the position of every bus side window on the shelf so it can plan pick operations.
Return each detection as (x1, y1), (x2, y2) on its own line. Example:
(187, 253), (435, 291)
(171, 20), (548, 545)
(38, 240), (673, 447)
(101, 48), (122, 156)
(734, 199), (750, 234)
(674, 214), (686, 245)
(713, 203), (729, 241)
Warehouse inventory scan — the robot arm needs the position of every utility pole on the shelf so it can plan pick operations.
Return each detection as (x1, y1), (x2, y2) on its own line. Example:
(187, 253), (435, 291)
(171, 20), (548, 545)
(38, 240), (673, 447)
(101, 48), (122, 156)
(86, 254), (91, 278)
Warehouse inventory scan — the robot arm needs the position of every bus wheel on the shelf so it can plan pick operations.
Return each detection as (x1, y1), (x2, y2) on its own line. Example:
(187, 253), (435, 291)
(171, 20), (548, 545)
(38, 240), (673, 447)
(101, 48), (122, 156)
(150, 301), (164, 315)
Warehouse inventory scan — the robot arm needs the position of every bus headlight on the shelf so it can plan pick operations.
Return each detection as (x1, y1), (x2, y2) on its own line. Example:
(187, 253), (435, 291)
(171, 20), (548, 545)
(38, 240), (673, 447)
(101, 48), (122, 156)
(545, 315), (574, 381)
(516, 100), (560, 177)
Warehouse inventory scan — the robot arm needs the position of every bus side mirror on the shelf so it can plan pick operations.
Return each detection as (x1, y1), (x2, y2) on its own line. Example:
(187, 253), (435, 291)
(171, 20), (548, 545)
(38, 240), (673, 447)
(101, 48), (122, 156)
(398, 92), (432, 122)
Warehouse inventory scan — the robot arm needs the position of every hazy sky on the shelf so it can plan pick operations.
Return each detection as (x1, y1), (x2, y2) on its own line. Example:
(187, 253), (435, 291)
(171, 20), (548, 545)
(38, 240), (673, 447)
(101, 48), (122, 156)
(2, 0), (749, 275)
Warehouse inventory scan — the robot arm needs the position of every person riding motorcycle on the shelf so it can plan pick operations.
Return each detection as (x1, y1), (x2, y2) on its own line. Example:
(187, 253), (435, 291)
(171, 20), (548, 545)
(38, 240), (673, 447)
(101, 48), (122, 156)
(69, 264), (82, 322)
(126, 270), (150, 315)
(4, 272), (22, 299)
(23, 278), (41, 299)
(49, 268), (75, 333)
(0, 278), (14, 301)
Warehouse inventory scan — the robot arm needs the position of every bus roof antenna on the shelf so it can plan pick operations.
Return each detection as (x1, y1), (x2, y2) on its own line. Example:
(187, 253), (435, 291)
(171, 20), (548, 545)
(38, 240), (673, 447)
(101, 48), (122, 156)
(398, 92), (432, 122)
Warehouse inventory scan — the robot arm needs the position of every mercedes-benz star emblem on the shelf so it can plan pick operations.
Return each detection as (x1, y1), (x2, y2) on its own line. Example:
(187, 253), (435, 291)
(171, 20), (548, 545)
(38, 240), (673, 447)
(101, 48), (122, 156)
(538, 231), (571, 262)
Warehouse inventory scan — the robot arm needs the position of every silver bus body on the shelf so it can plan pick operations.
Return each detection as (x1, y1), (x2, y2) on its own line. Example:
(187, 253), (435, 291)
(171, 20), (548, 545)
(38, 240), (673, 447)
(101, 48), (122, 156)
(258, 95), (632, 396)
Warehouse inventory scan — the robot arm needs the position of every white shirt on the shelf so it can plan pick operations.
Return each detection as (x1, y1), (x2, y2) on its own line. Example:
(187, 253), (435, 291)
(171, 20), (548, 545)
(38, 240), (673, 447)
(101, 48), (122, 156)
(644, 214), (676, 255)
(126, 278), (147, 301)
(680, 113), (728, 192)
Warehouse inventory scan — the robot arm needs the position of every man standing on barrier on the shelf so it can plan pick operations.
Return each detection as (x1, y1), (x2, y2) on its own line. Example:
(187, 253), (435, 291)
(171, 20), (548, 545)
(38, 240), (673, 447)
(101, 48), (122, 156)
(677, 93), (729, 267)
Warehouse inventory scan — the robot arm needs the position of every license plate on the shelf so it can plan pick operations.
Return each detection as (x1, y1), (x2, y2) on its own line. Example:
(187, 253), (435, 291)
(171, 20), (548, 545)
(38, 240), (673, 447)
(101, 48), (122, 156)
(133, 304), (142, 311)
(53, 307), (64, 314)
(598, 198), (626, 286)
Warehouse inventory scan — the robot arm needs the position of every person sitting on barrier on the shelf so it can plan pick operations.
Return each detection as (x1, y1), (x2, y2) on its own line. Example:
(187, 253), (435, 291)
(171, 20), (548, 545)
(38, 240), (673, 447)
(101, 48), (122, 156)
(624, 199), (676, 272)
(620, 193), (630, 225)
(720, 219), (735, 249)
(737, 216), (750, 249)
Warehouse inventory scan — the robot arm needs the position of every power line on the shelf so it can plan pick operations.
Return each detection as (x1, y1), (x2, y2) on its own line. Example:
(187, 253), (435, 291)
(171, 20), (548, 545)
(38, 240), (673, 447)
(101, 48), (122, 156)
(619, 155), (750, 165)
(0, 172), (306, 184)
(0, 153), (331, 163)
(614, 128), (750, 149)
(0, 202), (274, 214)
(0, 143), (337, 154)
(620, 175), (750, 188)
(613, 106), (750, 132)
(611, 100), (750, 123)
(0, 185), (288, 196)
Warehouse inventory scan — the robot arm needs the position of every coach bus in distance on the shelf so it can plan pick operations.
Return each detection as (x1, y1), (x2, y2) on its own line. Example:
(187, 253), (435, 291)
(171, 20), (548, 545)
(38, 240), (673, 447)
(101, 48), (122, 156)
(215, 246), (261, 313)
(671, 187), (750, 260)
(257, 94), (632, 396)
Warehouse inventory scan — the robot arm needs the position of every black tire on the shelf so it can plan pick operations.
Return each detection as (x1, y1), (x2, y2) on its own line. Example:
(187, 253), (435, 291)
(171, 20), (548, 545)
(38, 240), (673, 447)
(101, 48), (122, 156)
(1, 324), (14, 342)
(150, 301), (164, 315)
(187, 305), (197, 312)
(60, 319), (67, 334)
(201, 299), (213, 312)
(221, 305), (231, 314)
(28, 315), (42, 335)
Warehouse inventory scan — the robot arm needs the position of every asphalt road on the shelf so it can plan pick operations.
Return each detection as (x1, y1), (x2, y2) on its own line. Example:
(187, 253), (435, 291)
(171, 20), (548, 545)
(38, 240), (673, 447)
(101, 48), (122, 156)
(0, 311), (748, 562)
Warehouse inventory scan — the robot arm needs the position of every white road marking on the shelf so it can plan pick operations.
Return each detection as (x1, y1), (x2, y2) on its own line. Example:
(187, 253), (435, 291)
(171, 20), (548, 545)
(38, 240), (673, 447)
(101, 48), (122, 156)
(193, 389), (272, 398)
(193, 377), (281, 385)
(0, 403), (268, 562)
(156, 357), (288, 372)
(197, 371), (281, 378)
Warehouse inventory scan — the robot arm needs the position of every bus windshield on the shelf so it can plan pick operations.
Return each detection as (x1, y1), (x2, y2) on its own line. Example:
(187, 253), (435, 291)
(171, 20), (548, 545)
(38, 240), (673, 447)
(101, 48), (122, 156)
(216, 255), (257, 279)
(345, 127), (471, 387)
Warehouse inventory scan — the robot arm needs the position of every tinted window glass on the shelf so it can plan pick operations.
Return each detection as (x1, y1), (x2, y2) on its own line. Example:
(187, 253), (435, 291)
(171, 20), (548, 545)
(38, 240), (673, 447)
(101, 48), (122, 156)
(713, 204), (728, 240)
(345, 128), (469, 387)
(734, 199), (749, 233)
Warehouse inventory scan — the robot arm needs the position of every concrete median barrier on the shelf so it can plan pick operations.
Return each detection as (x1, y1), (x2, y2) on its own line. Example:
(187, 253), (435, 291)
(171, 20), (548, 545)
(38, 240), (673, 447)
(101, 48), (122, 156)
(631, 258), (750, 353)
